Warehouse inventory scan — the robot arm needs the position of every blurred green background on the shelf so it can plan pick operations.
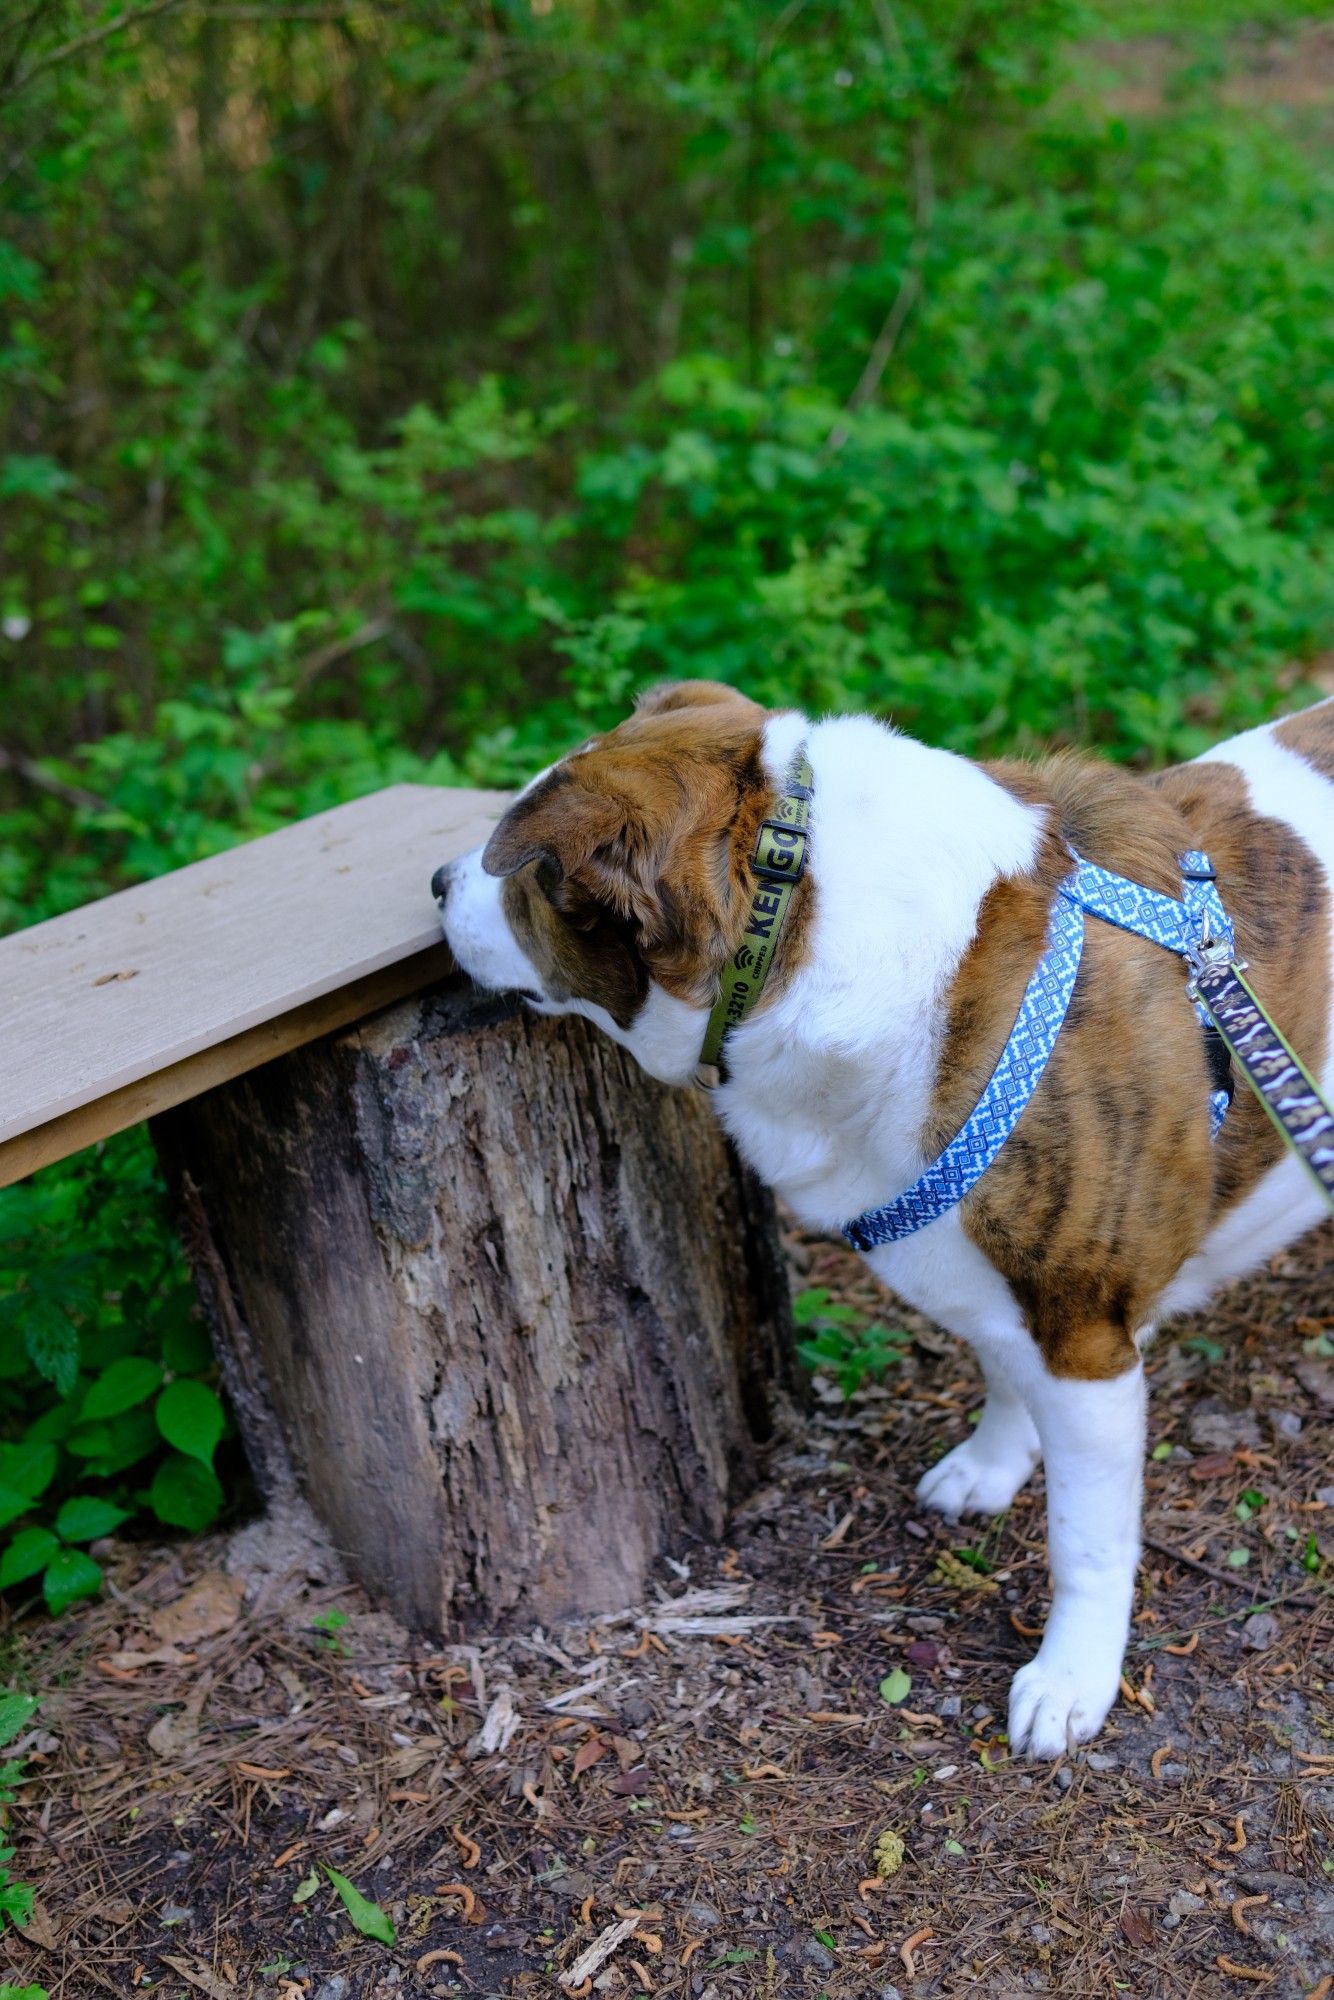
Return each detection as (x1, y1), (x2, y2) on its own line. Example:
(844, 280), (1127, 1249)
(1, 0), (1332, 1598)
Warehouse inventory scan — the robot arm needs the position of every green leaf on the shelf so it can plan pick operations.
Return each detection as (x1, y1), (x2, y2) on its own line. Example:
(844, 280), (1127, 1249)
(0, 1531), (59, 1590)
(80, 1356), (163, 1422)
(322, 1865), (395, 1945)
(54, 1496), (129, 1544)
(0, 1881), (36, 1930)
(0, 1491), (35, 1534)
(0, 1445), (57, 1501)
(81, 1404), (160, 1479)
(42, 1548), (102, 1614)
(0, 1695), (38, 1749)
(148, 1453), (223, 1532)
(155, 1380), (225, 1466)
(1225, 1547), (1251, 1569)
(944, 1838), (966, 1857)
(879, 1668), (912, 1706)
(0, 1981), (47, 1998)
(292, 1868), (319, 1906)
(21, 1300), (79, 1398)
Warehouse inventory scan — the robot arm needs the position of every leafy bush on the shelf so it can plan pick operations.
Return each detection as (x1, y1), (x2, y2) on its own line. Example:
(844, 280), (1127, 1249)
(0, 0), (1331, 1604)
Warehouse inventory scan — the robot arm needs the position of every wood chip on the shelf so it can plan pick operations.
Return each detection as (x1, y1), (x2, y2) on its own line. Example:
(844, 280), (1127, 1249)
(820, 1507), (856, 1548)
(560, 1915), (640, 1989)
(1226, 1814), (1248, 1854)
(1150, 1744), (1174, 1780)
(1214, 1956), (1275, 1983)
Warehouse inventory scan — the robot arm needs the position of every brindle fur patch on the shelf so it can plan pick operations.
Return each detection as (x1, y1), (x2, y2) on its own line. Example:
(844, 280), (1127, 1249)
(938, 728), (1331, 1380)
(484, 681), (816, 1025)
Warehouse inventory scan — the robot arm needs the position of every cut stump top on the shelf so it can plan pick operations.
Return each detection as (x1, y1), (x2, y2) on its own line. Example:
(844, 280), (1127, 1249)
(0, 783), (508, 1188)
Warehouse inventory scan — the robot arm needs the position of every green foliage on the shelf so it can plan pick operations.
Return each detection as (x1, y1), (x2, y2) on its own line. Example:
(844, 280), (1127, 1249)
(793, 1289), (910, 1397)
(0, 1694), (39, 1935)
(1, 0), (1332, 1609)
(0, 1131), (231, 1608)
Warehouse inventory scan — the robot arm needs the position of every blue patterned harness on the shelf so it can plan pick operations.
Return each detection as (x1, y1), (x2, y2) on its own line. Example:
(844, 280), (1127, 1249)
(842, 850), (1235, 1253)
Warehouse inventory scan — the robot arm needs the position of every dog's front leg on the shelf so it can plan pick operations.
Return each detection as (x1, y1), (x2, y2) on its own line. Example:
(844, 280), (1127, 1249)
(1007, 1358), (1146, 1759)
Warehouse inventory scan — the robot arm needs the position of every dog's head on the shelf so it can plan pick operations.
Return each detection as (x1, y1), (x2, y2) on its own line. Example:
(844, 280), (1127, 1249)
(435, 681), (799, 1082)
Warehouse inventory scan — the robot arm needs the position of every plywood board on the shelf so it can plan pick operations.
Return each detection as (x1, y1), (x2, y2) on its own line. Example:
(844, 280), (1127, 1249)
(0, 783), (508, 1187)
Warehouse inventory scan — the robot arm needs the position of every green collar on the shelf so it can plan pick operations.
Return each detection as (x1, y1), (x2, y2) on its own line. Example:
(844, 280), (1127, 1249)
(697, 747), (813, 1086)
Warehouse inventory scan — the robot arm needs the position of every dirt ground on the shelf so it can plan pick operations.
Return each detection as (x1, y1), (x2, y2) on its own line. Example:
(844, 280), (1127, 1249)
(2, 1214), (1331, 2000)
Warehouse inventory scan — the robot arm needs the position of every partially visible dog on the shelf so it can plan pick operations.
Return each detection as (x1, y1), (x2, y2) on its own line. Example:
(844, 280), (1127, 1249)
(436, 681), (1334, 1756)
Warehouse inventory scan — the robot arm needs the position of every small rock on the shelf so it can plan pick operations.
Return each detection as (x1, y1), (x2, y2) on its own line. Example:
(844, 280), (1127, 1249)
(1269, 1410), (1302, 1441)
(159, 1903), (192, 1926)
(1086, 1753), (1118, 1771)
(1030, 1924), (1052, 1944)
(939, 1695), (962, 1717)
(1316, 1485), (1334, 1507)
(1241, 1611), (1279, 1652)
(1168, 1890), (1204, 1918)
(803, 1940), (835, 1972)
(1163, 1913), (1179, 1930)
(880, 1987), (904, 2000)
(686, 1901), (721, 1930)
(315, 1979), (350, 2000)
(971, 1704), (990, 1720)
(1054, 1768), (1073, 1791)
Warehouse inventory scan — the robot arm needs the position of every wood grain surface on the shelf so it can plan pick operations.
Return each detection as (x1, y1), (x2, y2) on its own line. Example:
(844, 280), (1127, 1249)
(0, 783), (507, 1185)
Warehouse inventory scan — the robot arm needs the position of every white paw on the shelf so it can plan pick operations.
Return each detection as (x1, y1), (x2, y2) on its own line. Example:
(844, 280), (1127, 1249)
(1007, 1650), (1120, 1760)
(915, 1434), (1039, 1520)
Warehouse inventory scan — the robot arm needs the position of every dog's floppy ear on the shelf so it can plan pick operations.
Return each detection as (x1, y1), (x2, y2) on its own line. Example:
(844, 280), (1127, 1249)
(482, 770), (626, 879)
(634, 678), (762, 720)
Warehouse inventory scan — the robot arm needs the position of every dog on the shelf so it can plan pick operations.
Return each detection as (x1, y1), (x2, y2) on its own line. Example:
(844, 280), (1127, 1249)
(434, 680), (1333, 1757)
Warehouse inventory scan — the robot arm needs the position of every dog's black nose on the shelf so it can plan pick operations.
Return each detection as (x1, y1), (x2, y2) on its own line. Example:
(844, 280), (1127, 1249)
(431, 862), (452, 903)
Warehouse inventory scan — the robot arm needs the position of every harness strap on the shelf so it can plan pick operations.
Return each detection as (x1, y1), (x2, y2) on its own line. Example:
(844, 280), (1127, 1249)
(844, 847), (1242, 1254)
(844, 893), (1086, 1253)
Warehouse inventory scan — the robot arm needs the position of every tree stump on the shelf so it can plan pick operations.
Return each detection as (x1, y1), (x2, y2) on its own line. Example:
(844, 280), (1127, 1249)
(153, 975), (797, 1636)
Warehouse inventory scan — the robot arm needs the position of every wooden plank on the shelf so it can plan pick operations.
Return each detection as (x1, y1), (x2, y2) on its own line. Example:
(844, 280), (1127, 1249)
(0, 783), (508, 1188)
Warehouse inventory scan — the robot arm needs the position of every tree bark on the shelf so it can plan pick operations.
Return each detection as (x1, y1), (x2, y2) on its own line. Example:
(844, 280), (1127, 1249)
(153, 976), (797, 1637)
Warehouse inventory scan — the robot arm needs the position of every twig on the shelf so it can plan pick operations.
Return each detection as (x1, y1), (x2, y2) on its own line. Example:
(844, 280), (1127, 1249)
(1141, 1533), (1324, 1607)
(289, 615), (392, 695)
(824, 0), (934, 456)
(0, 743), (103, 813)
(2, 0), (188, 101)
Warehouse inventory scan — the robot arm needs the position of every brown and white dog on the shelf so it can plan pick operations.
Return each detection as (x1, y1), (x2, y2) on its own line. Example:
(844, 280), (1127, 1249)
(435, 683), (1334, 1757)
